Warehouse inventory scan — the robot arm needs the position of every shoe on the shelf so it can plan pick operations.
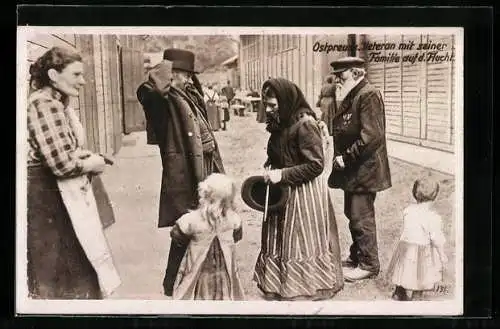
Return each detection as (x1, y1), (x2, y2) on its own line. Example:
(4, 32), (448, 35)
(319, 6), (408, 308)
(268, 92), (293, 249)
(391, 286), (409, 301)
(263, 292), (281, 301)
(410, 290), (424, 301)
(392, 291), (409, 301)
(342, 266), (354, 276)
(341, 257), (358, 268)
(343, 267), (377, 282)
(312, 289), (338, 301)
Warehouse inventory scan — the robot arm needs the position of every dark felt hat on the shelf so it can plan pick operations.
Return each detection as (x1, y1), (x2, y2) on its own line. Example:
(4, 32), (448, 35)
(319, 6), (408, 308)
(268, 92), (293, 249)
(163, 48), (198, 74)
(330, 56), (365, 74)
(241, 175), (289, 213)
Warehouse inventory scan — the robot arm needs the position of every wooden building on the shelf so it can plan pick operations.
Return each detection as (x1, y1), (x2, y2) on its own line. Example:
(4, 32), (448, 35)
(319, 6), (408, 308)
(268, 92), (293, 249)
(26, 34), (146, 155)
(239, 34), (456, 153)
(221, 55), (240, 89)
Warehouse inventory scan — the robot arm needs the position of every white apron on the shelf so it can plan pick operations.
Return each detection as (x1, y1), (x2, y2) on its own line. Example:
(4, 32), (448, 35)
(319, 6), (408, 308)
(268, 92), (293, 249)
(56, 106), (121, 297)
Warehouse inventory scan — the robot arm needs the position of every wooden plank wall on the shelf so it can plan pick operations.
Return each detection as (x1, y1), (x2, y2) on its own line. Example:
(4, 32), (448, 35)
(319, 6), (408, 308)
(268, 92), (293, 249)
(424, 34), (454, 149)
(364, 33), (455, 152)
(241, 35), (348, 109)
(240, 33), (456, 153)
(108, 36), (123, 152)
(91, 35), (123, 154)
(401, 35), (422, 139)
(78, 35), (100, 152)
(242, 35), (324, 107)
(121, 46), (146, 133)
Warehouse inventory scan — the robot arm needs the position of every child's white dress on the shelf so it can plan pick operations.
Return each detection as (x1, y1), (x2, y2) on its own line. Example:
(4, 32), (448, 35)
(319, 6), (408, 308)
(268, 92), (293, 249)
(172, 209), (245, 300)
(386, 202), (446, 291)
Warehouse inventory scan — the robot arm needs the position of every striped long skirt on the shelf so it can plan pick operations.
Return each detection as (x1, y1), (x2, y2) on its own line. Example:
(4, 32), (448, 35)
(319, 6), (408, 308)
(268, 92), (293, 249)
(254, 174), (343, 300)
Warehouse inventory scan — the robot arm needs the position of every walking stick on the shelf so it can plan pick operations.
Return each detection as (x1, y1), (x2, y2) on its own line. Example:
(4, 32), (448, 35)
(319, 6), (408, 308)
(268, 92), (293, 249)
(263, 183), (270, 222)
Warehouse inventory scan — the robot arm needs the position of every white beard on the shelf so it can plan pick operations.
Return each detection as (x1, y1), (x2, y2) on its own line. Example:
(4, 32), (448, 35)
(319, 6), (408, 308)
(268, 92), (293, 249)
(336, 78), (358, 101)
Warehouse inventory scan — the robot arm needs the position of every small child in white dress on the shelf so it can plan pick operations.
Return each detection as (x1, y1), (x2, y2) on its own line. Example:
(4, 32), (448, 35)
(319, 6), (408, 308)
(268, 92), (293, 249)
(386, 177), (449, 301)
(170, 173), (245, 300)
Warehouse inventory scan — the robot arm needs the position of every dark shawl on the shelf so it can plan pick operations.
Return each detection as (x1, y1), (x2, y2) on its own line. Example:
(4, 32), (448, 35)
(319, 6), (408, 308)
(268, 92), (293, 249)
(262, 78), (318, 166)
(262, 78), (316, 124)
(262, 78), (324, 186)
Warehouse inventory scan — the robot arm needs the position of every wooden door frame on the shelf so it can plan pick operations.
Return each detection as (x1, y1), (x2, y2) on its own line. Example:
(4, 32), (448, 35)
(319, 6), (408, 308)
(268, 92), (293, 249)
(117, 42), (128, 134)
(119, 44), (146, 134)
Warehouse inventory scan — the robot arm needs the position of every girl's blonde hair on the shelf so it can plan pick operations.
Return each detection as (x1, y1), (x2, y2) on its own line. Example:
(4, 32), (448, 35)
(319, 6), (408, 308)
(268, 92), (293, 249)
(197, 173), (237, 229)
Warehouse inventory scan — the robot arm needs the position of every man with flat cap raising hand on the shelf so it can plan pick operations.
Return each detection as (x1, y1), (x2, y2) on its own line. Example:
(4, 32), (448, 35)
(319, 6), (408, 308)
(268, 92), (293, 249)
(136, 48), (225, 296)
(327, 56), (392, 282)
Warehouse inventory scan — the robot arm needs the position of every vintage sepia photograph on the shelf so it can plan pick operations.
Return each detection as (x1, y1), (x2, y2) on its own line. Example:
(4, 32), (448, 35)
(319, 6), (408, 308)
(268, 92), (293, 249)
(16, 26), (463, 316)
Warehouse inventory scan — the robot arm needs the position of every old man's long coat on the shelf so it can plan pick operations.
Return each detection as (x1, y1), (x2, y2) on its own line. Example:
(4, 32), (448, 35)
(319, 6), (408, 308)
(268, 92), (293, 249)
(328, 78), (391, 193)
(137, 61), (225, 228)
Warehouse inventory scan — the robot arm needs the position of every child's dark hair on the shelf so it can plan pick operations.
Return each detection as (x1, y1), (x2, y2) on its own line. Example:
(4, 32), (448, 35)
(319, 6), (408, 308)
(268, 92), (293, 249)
(412, 178), (440, 203)
(29, 46), (82, 90)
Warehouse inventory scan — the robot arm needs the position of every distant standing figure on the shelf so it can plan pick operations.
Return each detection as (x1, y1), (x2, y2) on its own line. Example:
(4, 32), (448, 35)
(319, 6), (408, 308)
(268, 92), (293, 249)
(316, 75), (337, 136)
(171, 173), (245, 300)
(204, 84), (221, 131)
(221, 80), (235, 105)
(386, 178), (449, 301)
(218, 95), (230, 131)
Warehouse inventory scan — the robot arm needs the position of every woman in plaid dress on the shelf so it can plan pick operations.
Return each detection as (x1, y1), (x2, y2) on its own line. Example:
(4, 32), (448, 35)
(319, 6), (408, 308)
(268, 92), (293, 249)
(254, 78), (344, 301)
(26, 47), (119, 299)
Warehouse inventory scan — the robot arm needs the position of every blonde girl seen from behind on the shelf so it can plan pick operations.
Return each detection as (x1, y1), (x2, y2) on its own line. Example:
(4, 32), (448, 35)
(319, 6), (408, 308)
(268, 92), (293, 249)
(197, 173), (237, 233)
(171, 173), (245, 300)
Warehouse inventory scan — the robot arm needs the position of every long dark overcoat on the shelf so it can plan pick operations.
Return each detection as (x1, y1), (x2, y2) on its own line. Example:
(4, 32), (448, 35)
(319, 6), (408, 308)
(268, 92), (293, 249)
(137, 61), (225, 227)
(328, 78), (392, 193)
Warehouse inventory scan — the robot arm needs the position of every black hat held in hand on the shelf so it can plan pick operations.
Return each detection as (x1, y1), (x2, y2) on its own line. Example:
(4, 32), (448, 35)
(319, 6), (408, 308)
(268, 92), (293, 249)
(241, 175), (289, 213)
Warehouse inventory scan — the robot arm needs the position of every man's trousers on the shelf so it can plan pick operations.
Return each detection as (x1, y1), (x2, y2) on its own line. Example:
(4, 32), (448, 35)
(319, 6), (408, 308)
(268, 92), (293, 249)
(344, 191), (380, 274)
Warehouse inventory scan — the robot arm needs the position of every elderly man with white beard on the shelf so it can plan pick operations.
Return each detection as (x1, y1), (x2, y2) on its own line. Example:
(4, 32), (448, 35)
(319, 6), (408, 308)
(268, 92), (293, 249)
(327, 57), (392, 282)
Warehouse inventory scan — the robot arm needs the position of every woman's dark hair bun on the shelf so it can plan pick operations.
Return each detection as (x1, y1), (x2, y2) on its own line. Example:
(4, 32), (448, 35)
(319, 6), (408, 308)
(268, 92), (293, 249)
(29, 46), (82, 90)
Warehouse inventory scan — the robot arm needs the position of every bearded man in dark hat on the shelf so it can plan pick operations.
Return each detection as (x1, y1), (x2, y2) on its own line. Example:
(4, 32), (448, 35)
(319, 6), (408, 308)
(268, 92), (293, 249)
(328, 56), (392, 282)
(136, 48), (225, 296)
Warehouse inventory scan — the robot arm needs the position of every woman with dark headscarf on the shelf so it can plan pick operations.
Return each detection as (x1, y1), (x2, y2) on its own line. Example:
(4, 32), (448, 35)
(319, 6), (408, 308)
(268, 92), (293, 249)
(253, 78), (343, 301)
